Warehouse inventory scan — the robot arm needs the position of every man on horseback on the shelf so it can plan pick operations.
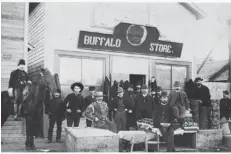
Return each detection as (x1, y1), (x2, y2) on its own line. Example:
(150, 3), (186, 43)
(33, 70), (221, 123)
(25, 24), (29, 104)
(8, 59), (30, 121)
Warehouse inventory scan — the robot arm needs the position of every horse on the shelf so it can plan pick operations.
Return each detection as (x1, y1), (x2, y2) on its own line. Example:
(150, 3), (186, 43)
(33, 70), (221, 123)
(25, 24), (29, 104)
(1, 91), (14, 128)
(22, 68), (60, 150)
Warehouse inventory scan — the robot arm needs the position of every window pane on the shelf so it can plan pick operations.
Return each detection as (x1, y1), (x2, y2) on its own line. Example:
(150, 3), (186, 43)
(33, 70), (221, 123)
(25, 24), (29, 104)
(82, 59), (104, 86)
(172, 66), (187, 89)
(156, 65), (171, 91)
(60, 57), (81, 85)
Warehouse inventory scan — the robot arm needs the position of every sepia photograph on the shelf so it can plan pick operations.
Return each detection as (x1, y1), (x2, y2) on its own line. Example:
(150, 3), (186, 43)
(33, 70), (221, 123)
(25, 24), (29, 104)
(1, 1), (231, 152)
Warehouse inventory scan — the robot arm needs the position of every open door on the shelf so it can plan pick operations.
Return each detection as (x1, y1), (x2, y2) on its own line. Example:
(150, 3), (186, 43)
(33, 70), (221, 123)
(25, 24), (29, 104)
(129, 74), (146, 88)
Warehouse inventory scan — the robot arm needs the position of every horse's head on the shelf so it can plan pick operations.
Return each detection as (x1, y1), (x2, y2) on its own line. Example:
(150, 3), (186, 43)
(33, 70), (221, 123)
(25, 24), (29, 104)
(36, 68), (60, 96)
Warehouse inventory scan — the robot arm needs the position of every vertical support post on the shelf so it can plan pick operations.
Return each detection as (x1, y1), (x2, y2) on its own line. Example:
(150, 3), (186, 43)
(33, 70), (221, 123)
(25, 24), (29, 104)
(227, 19), (231, 94)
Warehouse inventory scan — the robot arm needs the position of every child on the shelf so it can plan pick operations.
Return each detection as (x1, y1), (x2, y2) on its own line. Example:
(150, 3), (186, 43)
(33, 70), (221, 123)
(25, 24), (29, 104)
(46, 89), (66, 143)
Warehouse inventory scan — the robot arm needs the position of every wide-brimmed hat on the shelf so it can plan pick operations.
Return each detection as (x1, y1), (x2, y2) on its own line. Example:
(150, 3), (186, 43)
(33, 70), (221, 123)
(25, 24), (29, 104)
(174, 81), (181, 87)
(71, 82), (84, 92)
(141, 85), (148, 90)
(223, 90), (229, 95)
(94, 91), (103, 97)
(18, 59), (25, 66)
(117, 87), (124, 93)
(89, 86), (96, 91)
(194, 77), (203, 82)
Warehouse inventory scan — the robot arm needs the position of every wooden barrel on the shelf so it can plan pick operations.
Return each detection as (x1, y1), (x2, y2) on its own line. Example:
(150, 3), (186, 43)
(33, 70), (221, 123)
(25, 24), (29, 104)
(199, 106), (210, 129)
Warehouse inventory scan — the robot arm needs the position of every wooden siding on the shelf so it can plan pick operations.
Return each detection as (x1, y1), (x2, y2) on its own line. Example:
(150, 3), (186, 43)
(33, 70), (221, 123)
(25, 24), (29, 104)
(28, 3), (45, 82)
(1, 3), (25, 91)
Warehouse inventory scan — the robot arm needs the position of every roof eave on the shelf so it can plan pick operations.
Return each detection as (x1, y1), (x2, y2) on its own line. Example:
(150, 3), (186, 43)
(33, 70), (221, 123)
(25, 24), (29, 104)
(179, 3), (207, 20)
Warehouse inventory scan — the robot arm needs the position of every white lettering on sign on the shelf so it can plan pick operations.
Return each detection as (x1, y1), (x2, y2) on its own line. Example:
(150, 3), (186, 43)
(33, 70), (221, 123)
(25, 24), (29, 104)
(84, 35), (121, 48)
(149, 43), (173, 53)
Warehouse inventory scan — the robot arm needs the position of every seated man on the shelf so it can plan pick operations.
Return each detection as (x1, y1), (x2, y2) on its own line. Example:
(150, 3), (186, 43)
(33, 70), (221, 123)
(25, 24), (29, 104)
(168, 81), (191, 127)
(84, 91), (117, 133)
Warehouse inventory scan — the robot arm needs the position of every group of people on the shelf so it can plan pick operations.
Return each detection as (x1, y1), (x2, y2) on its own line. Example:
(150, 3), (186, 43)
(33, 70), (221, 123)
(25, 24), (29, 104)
(4, 58), (231, 151)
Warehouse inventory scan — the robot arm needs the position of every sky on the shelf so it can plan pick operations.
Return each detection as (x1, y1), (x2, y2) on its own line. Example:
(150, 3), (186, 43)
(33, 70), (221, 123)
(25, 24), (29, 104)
(192, 3), (231, 61)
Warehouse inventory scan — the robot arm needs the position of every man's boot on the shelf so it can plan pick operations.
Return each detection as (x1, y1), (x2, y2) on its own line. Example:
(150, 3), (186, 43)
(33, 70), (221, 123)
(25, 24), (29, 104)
(30, 136), (36, 150)
(25, 136), (32, 151)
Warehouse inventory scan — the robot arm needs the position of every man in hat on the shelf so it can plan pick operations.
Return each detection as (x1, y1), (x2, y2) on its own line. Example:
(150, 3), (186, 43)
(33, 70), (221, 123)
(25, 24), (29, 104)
(220, 90), (231, 121)
(84, 86), (96, 127)
(64, 82), (85, 127)
(135, 85), (154, 120)
(46, 89), (66, 143)
(109, 81), (119, 120)
(8, 59), (30, 120)
(168, 81), (190, 127)
(112, 87), (133, 131)
(84, 91), (117, 133)
(193, 77), (211, 107)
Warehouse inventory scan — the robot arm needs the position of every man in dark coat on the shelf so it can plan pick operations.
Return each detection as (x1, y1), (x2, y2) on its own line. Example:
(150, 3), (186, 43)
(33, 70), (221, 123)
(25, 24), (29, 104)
(46, 89), (66, 143)
(8, 59), (30, 120)
(193, 77), (211, 107)
(84, 86), (96, 127)
(220, 90), (231, 121)
(112, 87), (133, 131)
(135, 85), (154, 120)
(109, 81), (119, 120)
(168, 81), (190, 127)
(64, 82), (85, 127)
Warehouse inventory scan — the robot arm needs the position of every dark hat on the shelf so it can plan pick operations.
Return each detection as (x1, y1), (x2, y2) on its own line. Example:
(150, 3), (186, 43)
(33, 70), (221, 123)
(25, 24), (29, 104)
(194, 77), (203, 82)
(141, 85), (148, 89)
(174, 81), (181, 87)
(89, 86), (96, 91)
(54, 89), (61, 94)
(128, 84), (133, 88)
(156, 86), (162, 92)
(117, 87), (124, 93)
(18, 59), (25, 66)
(114, 80), (118, 85)
(161, 91), (168, 97)
(71, 82), (84, 92)
(94, 91), (103, 97)
(223, 90), (229, 95)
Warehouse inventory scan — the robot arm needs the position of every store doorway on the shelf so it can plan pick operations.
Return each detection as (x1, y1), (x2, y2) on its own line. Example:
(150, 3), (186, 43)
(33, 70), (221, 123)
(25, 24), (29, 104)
(129, 74), (146, 87)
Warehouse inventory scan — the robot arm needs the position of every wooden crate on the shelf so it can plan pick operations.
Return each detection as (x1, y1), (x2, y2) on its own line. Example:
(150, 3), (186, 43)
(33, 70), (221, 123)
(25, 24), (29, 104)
(65, 127), (119, 152)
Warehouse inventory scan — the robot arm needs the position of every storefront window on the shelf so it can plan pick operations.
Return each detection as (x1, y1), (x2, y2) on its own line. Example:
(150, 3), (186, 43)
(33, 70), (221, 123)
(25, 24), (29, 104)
(156, 65), (171, 91)
(172, 66), (187, 89)
(156, 64), (187, 92)
(60, 57), (81, 85)
(82, 59), (103, 86)
(59, 57), (104, 86)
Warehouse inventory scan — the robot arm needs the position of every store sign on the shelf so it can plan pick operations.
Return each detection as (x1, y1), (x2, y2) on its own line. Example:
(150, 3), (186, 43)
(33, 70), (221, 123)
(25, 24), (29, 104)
(78, 24), (183, 58)
(2, 52), (12, 60)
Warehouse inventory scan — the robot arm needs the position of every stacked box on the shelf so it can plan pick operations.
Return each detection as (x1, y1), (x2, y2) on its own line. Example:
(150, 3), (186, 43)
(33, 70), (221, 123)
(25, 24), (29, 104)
(65, 127), (119, 152)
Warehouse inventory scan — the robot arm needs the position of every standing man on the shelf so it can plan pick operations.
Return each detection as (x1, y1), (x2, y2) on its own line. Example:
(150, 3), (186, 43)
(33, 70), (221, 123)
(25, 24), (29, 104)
(113, 87), (133, 131)
(8, 59), (30, 120)
(46, 89), (66, 143)
(168, 81), (190, 127)
(220, 90), (231, 122)
(193, 77), (211, 107)
(109, 81), (119, 120)
(135, 85), (154, 120)
(64, 82), (85, 127)
(84, 91), (117, 133)
(84, 86), (96, 127)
